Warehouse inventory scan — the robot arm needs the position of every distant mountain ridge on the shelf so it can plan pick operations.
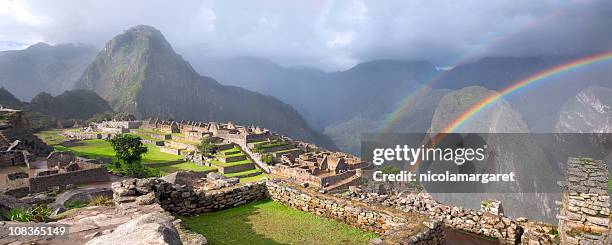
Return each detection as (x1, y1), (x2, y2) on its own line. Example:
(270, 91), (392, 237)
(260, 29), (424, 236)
(0, 87), (112, 130)
(75, 25), (337, 149)
(189, 53), (612, 153)
(0, 43), (97, 100)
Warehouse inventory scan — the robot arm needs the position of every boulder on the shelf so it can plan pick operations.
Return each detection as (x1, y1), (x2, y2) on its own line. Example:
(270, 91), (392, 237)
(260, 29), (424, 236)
(206, 172), (225, 181)
(47, 151), (77, 168)
(50, 188), (112, 211)
(65, 162), (81, 172)
(86, 212), (182, 245)
(136, 193), (156, 205)
(162, 171), (205, 186)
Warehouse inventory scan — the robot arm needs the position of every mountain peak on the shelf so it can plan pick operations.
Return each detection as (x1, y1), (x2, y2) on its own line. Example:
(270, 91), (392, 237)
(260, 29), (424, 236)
(75, 26), (337, 149)
(104, 25), (172, 56)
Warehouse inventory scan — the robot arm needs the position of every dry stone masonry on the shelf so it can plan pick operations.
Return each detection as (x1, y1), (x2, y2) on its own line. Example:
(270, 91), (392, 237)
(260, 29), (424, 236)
(266, 180), (446, 244)
(558, 158), (610, 244)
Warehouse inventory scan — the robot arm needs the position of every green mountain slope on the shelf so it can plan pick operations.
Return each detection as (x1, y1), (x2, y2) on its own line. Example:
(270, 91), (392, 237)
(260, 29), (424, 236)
(76, 25), (337, 149)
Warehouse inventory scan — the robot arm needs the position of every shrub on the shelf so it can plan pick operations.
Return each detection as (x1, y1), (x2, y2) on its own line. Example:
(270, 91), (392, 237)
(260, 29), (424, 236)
(90, 196), (114, 206)
(261, 153), (274, 164)
(8, 205), (53, 222)
(65, 200), (89, 210)
(198, 137), (217, 156)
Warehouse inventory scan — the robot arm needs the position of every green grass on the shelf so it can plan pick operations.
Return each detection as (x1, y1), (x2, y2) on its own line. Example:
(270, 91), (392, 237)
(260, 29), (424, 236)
(132, 128), (165, 135)
(210, 158), (253, 167)
(239, 174), (268, 183)
(272, 148), (300, 154)
(34, 129), (67, 146)
(156, 161), (217, 174)
(224, 169), (261, 178)
(172, 138), (200, 146)
(65, 200), (89, 210)
(54, 139), (182, 164)
(128, 132), (162, 143)
(181, 199), (378, 245)
(220, 146), (240, 153)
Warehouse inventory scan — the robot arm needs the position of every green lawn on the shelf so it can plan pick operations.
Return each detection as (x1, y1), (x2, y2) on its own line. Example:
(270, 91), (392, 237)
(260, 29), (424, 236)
(239, 174), (268, 183)
(224, 169), (261, 178)
(156, 161), (217, 174)
(210, 158), (253, 167)
(34, 129), (67, 146)
(54, 139), (182, 164)
(181, 199), (378, 245)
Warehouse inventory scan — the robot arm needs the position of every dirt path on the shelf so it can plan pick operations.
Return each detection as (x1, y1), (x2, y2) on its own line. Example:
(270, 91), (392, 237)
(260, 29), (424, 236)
(444, 227), (502, 244)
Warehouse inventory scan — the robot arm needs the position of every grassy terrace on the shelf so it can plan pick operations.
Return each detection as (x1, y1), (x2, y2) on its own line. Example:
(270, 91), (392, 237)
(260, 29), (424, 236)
(132, 128), (167, 135)
(35, 129), (272, 182)
(239, 174), (268, 183)
(127, 132), (165, 143)
(35, 129), (67, 145)
(273, 148), (301, 154)
(218, 147), (245, 157)
(210, 158), (252, 167)
(53, 139), (183, 164)
(156, 161), (217, 174)
(224, 168), (261, 178)
(181, 199), (378, 245)
(251, 140), (289, 148)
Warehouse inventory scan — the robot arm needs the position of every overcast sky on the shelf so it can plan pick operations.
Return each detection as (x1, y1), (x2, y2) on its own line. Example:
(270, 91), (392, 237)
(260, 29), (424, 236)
(1, 0), (611, 71)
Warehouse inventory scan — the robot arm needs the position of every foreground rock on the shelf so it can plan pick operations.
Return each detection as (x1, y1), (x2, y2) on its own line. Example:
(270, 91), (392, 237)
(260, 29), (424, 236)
(86, 212), (182, 245)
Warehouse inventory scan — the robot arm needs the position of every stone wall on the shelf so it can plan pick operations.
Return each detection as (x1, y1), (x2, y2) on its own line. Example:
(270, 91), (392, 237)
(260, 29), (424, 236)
(558, 158), (610, 244)
(219, 163), (255, 174)
(112, 178), (268, 216)
(343, 190), (523, 243)
(98, 121), (142, 129)
(111, 178), (445, 244)
(270, 164), (323, 187)
(0, 150), (25, 167)
(218, 154), (247, 163)
(62, 131), (102, 140)
(46, 151), (76, 169)
(28, 166), (109, 193)
(167, 141), (198, 151)
(159, 146), (181, 155)
(266, 180), (445, 244)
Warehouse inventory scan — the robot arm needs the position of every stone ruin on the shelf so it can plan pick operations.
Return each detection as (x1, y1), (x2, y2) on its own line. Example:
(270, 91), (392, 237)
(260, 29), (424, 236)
(0, 108), (52, 167)
(271, 150), (367, 189)
(558, 158), (610, 244)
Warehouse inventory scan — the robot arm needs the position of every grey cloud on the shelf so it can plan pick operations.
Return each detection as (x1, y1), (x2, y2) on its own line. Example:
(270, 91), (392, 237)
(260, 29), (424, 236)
(1, 0), (611, 70)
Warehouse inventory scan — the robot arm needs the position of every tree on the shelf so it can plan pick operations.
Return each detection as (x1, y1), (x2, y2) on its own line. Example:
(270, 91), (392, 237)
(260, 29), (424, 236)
(197, 137), (217, 157)
(261, 153), (274, 165)
(109, 134), (148, 177)
(381, 165), (401, 175)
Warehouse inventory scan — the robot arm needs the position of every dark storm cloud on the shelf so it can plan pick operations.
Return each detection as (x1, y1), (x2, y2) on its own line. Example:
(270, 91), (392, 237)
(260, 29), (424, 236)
(1, 0), (611, 70)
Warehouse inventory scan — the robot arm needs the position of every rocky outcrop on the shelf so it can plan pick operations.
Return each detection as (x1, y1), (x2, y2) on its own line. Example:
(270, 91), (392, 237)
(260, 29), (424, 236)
(75, 25), (337, 150)
(426, 86), (562, 223)
(555, 86), (612, 133)
(86, 212), (182, 245)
